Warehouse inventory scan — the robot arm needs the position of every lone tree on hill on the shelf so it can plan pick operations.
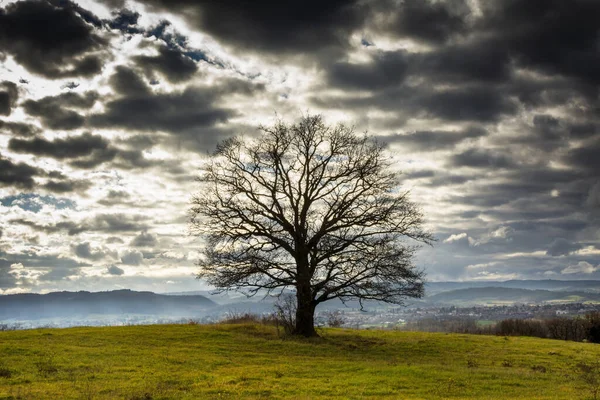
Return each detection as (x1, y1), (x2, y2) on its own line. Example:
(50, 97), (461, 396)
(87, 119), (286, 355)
(190, 115), (433, 337)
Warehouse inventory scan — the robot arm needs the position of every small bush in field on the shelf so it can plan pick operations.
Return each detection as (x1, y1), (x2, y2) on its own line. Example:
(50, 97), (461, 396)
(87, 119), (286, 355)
(273, 294), (296, 336)
(221, 311), (265, 324)
(324, 310), (346, 328)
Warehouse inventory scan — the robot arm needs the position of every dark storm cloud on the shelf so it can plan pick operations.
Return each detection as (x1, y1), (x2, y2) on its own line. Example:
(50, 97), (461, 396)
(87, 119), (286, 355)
(315, 84), (518, 123)
(413, 42), (511, 84)
(9, 132), (109, 160)
(587, 183), (600, 209)
(375, 0), (600, 90)
(137, 0), (366, 55)
(402, 170), (435, 180)
(0, 0), (107, 78)
(530, 114), (565, 151)
(400, 169), (479, 188)
(42, 179), (92, 194)
(428, 172), (477, 188)
(22, 92), (98, 130)
(568, 122), (599, 140)
(8, 132), (158, 171)
(0, 258), (18, 289)
(0, 120), (41, 137)
(450, 148), (518, 169)
(0, 81), (18, 116)
(546, 238), (582, 257)
(106, 9), (141, 34)
(89, 80), (262, 149)
(378, 0), (471, 44)
(97, 190), (131, 206)
(90, 214), (149, 233)
(415, 87), (518, 122)
(107, 189), (130, 200)
(117, 135), (157, 150)
(480, 0), (600, 86)
(0, 251), (88, 272)
(131, 231), (158, 247)
(379, 127), (486, 151)
(565, 138), (600, 176)
(326, 42), (511, 94)
(134, 46), (198, 83)
(501, 115), (600, 156)
(12, 213), (148, 236)
(438, 163), (596, 257)
(73, 242), (108, 261)
(89, 86), (231, 134)
(327, 51), (409, 91)
(109, 66), (150, 96)
(447, 177), (574, 211)
(0, 154), (41, 189)
(504, 168), (585, 191)
(11, 219), (85, 235)
(106, 265), (124, 276)
(318, 0), (599, 132)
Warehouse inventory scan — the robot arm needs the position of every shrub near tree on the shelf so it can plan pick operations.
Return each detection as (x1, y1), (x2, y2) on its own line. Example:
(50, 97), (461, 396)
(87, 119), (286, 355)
(190, 115), (433, 337)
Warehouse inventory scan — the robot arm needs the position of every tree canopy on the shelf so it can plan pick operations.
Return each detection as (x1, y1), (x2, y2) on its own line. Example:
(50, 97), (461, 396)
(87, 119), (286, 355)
(190, 115), (433, 336)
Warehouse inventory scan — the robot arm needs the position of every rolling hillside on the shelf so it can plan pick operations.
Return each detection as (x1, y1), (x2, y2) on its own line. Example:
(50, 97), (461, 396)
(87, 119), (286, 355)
(1, 324), (599, 399)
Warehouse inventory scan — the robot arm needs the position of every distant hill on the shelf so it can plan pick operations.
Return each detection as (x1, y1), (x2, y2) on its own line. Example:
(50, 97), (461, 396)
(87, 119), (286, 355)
(425, 287), (600, 306)
(0, 289), (216, 320)
(425, 280), (600, 295)
(165, 290), (276, 305)
(4, 279), (600, 325)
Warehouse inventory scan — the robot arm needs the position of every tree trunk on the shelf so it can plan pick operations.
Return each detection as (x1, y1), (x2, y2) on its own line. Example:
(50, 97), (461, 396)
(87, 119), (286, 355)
(294, 276), (317, 337)
(294, 290), (317, 337)
(293, 248), (317, 337)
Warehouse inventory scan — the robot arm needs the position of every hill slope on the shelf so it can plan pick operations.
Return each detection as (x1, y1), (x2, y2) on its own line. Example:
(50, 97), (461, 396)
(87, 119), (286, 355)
(426, 287), (600, 305)
(425, 280), (600, 295)
(1, 324), (599, 399)
(0, 289), (216, 320)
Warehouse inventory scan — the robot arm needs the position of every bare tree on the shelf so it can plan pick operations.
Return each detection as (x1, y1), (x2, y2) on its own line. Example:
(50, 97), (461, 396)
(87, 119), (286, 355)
(190, 115), (433, 336)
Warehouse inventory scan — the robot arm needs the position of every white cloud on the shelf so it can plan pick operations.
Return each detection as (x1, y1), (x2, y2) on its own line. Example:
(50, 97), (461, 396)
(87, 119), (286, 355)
(443, 232), (468, 243)
(468, 226), (513, 247)
(9, 262), (24, 271)
(561, 261), (599, 275)
(469, 271), (519, 281)
(465, 262), (498, 270)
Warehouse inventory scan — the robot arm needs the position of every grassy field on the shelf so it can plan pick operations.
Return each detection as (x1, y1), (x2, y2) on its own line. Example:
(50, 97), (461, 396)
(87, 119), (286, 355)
(1, 323), (599, 399)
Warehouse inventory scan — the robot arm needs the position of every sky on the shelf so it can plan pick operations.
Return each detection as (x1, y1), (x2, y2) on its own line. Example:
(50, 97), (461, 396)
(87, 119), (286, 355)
(0, 0), (599, 295)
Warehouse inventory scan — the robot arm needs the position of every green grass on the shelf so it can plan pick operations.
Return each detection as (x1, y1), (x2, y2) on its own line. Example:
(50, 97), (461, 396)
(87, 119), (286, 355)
(1, 323), (599, 399)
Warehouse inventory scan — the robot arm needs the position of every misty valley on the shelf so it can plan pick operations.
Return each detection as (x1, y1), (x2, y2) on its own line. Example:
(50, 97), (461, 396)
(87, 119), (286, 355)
(3, 280), (600, 335)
